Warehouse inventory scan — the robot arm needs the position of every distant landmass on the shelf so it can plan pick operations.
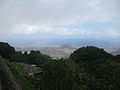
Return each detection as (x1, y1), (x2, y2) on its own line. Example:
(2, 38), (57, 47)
(15, 44), (76, 58)
(15, 45), (120, 58)
(104, 48), (120, 56)
(59, 44), (75, 49)
(111, 50), (120, 55)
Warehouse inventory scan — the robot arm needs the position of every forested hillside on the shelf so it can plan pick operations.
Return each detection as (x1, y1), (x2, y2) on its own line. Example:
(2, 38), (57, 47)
(0, 42), (120, 90)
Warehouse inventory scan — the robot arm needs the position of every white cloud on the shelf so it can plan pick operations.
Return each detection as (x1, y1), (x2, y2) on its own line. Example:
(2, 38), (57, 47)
(0, 0), (119, 25)
(0, 0), (120, 47)
(10, 23), (120, 38)
(85, 29), (120, 37)
(11, 24), (82, 36)
(103, 29), (120, 37)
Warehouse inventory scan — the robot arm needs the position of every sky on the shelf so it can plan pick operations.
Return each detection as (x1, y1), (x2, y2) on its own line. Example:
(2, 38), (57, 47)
(0, 0), (120, 48)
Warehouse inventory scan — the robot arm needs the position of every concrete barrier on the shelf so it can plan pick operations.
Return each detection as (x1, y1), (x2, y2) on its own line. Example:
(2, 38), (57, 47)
(0, 55), (22, 90)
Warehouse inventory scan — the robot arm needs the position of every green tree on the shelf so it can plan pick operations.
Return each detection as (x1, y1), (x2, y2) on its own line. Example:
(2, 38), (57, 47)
(0, 42), (15, 58)
(70, 46), (120, 90)
(70, 46), (113, 63)
(9, 62), (37, 90)
(28, 50), (51, 65)
(38, 59), (90, 90)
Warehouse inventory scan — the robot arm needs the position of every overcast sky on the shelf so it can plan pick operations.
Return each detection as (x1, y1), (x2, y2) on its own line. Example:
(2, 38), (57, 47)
(0, 0), (120, 48)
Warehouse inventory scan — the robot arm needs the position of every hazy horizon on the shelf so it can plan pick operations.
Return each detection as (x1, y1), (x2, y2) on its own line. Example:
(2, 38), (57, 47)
(0, 0), (120, 48)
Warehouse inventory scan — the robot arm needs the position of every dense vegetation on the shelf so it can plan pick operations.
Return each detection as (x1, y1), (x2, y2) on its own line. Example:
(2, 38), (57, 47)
(0, 42), (15, 59)
(70, 46), (120, 90)
(8, 62), (37, 90)
(0, 42), (120, 90)
(11, 50), (51, 66)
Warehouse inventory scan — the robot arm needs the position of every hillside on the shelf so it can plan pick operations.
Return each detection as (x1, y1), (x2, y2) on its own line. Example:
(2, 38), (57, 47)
(111, 50), (120, 55)
(15, 44), (76, 58)
(1, 42), (120, 90)
(104, 48), (120, 55)
(59, 44), (75, 49)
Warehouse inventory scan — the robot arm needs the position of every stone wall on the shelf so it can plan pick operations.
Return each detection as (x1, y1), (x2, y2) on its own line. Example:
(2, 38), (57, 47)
(0, 55), (21, 90)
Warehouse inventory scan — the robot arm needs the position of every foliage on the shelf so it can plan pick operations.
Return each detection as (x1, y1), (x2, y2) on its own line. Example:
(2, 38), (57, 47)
(11, 50), (51, 66)
(70, 46), (120, 90)
(3, 42), (120, 90)
(70, 46), (113, 63)
(0, 42), (15, 59)
(38, 59), (90, 90)
(8, 62), (37, 90)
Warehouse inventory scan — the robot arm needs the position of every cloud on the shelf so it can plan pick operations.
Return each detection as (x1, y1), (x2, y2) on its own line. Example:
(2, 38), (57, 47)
(0, 0), (120, 47)
(103, 29), (120, 37)
(0, 0), (119, 24)
(11, 23), (82, 36)
(9, 23), (120, 38)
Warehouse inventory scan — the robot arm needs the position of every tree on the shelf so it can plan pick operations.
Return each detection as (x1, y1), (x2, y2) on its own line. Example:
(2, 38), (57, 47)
(70, 46), (113, 63)
(38, 59), (90, 90)
(70, 46), (120, 90)
(0, 42), (15, 58)
(27, 50), (51, 65)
